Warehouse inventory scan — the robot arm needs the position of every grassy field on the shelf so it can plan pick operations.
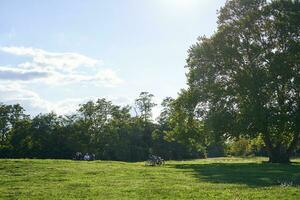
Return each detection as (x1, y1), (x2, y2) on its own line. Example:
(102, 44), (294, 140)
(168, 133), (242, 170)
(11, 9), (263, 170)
(0, 157), (300, 200)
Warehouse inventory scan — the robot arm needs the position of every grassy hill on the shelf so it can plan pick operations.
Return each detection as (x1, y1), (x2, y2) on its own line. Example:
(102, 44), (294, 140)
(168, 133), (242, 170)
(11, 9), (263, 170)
(1, 157), (300, 199)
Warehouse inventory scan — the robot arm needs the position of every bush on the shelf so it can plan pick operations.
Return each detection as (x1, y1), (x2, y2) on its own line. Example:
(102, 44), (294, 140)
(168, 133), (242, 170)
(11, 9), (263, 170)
(250, 135), (267, 156)
(0, 146), (12, 158)
(227, 137), (252, 156)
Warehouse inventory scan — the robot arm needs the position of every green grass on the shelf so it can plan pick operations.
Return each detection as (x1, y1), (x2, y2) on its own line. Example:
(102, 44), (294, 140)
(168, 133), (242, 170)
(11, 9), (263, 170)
(0, 157), (300, 199)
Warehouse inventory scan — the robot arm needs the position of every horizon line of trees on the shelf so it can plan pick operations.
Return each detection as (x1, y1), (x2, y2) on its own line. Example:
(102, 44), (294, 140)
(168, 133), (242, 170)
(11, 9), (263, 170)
(0, 92), (218, 161)
(0, 92), (269, 161)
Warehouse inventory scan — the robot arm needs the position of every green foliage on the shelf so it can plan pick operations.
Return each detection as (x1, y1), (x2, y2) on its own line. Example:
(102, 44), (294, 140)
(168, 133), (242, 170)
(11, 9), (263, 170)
(0, 103), (27, 146)
(157, 94), (208, 159)
(227, 137), (252, 156)
(250, 134), (267, 156)
(1, 158), (300, 199)
(226, 135), (267, 157)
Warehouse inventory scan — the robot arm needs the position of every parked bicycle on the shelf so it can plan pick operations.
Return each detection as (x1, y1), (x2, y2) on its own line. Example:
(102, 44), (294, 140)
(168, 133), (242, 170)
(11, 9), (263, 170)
(145, 155), (165, 166)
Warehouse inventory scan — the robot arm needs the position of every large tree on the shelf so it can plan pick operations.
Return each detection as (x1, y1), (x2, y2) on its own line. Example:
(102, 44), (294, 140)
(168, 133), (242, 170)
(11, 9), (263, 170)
(186, 0), (300, 163)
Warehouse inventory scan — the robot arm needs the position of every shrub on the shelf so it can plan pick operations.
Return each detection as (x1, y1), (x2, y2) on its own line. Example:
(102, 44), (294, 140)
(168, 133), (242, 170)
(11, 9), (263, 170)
(227, 137), (252, 156)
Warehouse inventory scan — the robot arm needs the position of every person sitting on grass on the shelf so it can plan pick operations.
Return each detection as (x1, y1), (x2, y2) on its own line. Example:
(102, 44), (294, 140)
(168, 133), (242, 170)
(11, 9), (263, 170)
(73, 152), (83, 160)
(84, 153), (90, 161)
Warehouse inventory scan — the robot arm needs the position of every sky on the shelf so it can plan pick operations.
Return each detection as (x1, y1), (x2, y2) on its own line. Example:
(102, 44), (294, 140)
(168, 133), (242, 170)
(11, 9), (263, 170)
(0, 0), (226, 119)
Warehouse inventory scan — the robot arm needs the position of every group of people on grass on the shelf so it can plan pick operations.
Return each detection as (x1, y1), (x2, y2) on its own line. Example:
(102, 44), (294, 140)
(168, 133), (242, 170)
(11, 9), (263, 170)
(73, 152), (95, 161)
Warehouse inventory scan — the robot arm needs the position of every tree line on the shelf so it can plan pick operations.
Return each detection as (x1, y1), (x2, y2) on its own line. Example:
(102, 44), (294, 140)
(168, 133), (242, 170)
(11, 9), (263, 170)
(0, 92), (268, 161)
(0, 93), (200, 161)
(1, 0), (299, 163)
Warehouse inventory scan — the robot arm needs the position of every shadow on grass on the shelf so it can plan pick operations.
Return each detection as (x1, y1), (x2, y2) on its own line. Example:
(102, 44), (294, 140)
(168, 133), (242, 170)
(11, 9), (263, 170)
(172, 162), (300, 187)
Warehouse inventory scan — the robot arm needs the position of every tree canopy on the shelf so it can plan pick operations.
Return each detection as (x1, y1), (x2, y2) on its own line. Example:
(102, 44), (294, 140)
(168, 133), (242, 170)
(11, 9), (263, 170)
(185, 0), (300, 163)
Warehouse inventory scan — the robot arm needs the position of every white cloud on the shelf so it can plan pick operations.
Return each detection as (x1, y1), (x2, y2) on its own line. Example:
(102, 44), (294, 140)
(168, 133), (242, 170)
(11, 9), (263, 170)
(0, 44), (155, 118)
(0, 84), (51, 114)
(0, 83), (162, 121)
(50, 69), (122, 87)
(0, 66), (50, 81)
(0, 46), (122, 87)
(0, 46), (100, 72)
(0, 84), (81, 115)
(49, 98), (83, 115)
(0, 84), (132, 116)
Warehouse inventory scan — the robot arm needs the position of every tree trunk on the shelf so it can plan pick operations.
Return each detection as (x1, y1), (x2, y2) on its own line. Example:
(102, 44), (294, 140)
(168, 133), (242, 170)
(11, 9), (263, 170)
(262, 132), (298, 164)
(268, 151), (290, 163)
(268, 145), (291, 163)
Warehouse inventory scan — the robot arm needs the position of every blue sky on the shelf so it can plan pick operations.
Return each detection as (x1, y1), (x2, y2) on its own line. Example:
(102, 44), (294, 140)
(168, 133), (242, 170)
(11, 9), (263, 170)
(0, 0), (226, 118)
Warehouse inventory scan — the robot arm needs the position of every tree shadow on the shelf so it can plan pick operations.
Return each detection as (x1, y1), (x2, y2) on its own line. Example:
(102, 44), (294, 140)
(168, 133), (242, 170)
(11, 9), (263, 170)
(172, 161), (300, 187)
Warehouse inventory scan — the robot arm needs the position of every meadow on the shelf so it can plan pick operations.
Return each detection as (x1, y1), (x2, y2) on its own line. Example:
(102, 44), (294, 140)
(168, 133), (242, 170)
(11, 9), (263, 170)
(1, 157), (300, 200)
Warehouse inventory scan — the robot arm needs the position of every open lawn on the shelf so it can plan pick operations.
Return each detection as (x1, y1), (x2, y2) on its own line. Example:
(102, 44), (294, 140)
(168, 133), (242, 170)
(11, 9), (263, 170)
(0, 157), (300, 200)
